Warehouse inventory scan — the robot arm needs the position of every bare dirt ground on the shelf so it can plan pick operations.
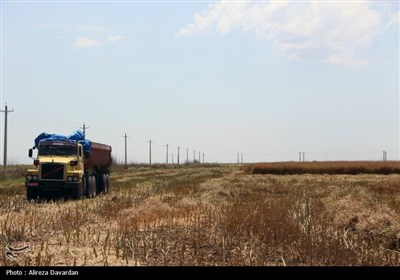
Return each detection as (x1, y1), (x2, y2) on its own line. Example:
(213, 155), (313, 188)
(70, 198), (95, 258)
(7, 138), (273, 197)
(1, 164), (400, 266)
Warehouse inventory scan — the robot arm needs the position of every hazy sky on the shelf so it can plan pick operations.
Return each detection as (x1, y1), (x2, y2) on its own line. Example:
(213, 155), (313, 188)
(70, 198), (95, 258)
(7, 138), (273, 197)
(1, 0), (399, 164)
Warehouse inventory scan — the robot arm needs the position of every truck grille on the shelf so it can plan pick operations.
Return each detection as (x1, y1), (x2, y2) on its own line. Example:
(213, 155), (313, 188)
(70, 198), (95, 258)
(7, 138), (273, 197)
(40, 163), (65, 181)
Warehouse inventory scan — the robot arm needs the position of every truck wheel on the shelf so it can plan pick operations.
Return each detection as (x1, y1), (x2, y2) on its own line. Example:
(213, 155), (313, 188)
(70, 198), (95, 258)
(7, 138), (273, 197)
(106, 174), (110, 193)
(82, 176), (87, 197)
(86, 176), (93, 198)
(102, 174), (108, 194)
(73, 179), (84, 199)
(27, 189), (38, 201)
(92, 176), (97, 198)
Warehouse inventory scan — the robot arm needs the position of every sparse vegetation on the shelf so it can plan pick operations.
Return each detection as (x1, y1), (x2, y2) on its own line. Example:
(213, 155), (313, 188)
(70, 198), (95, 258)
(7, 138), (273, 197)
(0, 163), (400, 266)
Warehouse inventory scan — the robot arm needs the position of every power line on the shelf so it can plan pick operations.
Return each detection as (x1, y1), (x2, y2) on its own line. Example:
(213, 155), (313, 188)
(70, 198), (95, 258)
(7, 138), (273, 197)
(12, 105), (76, 129)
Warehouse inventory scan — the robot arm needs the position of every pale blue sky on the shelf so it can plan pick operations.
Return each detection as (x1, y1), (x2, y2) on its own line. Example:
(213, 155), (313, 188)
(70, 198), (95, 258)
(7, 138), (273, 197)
(1, 0), (399, 164)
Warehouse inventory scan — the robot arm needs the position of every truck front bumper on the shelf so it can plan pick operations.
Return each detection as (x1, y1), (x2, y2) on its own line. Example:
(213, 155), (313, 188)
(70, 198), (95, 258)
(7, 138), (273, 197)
(25, 181), (79, 192)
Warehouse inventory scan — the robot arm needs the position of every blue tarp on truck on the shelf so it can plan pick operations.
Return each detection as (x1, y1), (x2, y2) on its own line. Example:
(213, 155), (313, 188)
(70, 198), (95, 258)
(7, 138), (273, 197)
(34, 130), (92, 154)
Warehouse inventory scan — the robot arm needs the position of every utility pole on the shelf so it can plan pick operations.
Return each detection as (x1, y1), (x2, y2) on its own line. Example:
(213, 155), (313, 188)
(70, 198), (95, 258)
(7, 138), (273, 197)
(202, 153), (205, 164)
(122, 133), (129, 166)
(199, 151), (201, 163)
(237, 153), (239, 164)
(1, 104), (14, 170)
(148, 139), (152, 165)
(383, 150), (387, 162)
(302, 152), (305, 162)
(299, 152), (301, 162)
(186, 148), (189, 164)
(80, 123), (89, 137)
(172, 154), (174, 164)
(193, 150), (195, 163)
(166, 144), (170, 164)
(177, 146), (180, 165)
(241, 153), (243, 164)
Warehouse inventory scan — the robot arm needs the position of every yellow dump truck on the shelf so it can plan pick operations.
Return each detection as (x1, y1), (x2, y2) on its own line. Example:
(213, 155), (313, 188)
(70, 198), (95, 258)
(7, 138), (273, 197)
(25, 131), (112, 200)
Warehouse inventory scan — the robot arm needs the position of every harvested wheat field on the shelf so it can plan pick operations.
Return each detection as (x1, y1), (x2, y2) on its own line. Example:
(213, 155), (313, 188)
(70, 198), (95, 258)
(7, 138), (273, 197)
(1, 164), (400, 266)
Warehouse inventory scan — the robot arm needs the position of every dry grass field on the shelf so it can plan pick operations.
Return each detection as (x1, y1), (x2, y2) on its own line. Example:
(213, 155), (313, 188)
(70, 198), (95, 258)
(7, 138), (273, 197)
(243, 161), (400, 175)
(1, 163), (400, 266)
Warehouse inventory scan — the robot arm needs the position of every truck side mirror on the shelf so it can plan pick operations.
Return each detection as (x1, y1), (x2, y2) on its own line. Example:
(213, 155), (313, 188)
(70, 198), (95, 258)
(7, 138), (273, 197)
(29, 149), (33, 158)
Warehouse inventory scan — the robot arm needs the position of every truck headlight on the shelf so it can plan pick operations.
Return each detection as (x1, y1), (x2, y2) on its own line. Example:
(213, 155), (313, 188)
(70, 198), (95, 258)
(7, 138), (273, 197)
(67, 176), (79, 182)
(32, 176), (38, 181)
(26, 175), (32, 181)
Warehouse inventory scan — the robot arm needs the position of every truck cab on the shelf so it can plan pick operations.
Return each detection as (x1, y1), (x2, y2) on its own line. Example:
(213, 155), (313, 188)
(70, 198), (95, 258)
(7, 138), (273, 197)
(26, 141), (86, 200)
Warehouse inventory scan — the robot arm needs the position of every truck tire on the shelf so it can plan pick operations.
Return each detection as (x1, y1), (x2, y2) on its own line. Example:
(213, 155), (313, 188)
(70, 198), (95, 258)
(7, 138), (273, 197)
(102, 174), (108, 194)
(106, 174), (110, 193)
(27, 189), (38, 201)
(83, 176), (87, 197)
(73, 178), (84, 199)
(86, 176), (93, 198)
(92, 176), (97, 198)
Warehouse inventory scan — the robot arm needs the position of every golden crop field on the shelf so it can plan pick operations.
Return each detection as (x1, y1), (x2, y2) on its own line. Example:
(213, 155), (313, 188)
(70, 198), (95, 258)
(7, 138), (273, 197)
(1, 164), (400, 266)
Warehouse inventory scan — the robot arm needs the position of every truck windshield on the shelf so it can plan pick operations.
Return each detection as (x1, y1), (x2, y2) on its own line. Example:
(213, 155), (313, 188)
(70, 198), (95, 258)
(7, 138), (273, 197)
(39, 145), (77, 156)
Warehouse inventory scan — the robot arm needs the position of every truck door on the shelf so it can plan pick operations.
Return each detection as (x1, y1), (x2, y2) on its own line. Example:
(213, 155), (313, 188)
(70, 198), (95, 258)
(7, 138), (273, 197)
(78, 145), (84, 171)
